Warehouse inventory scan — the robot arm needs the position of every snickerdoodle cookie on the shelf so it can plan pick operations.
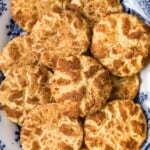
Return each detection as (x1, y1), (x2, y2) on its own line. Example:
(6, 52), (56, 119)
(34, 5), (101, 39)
(11, 0), (71, 32)
(92, 13), (150, 77)
(30, 10), (90, 68)
(50, 55), (112, 117)
(0, 64), (52, 125)
(109, 75), (140, 100)
(84, 100), (147, 150)
(69, 0), (122, 27)
(0, 35), (39, 75)
(21, 103), (83, 150)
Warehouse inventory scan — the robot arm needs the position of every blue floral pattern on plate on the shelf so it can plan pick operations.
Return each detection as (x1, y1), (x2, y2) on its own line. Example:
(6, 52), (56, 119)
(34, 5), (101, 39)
(122, 0), (150, 25)
(6, 19), (25, 40)
(0, 0), (7, 16)
(135, 92), (150, 149)
(137, 0), (150, 17)
(0, 0), (150, 149)
(0, 71), (4, 84)
(0, 140), (6, 150)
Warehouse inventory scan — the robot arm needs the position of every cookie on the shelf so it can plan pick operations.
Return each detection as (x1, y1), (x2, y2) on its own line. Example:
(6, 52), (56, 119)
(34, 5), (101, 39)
(21, 103), (83, 150)
(109, 75), (140, 100)
(50, 55), (112, 117)
(69, 0), (122, 27)
(11, 0), (70, 32)
(91, 13), (150, 77)
(0, 35), (39, 75)
(30, 10), (90, 68)
(84, 100), (147, 150)
(0, 64), (52, 125)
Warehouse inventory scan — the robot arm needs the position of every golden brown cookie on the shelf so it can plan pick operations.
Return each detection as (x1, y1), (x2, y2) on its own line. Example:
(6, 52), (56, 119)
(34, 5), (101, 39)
(0, 64), (52, 125)
(11, 0), (71, 32)
(84, 100), (147, 150)
(0, 35), (39, 75)
(69, 0), (122, 27)
(91, 13), (150, 77)
(109, 75), (140, 100)
(30, 10), (90, 68)
(50, 55), (112, 117)
(21, 103), (83, 150)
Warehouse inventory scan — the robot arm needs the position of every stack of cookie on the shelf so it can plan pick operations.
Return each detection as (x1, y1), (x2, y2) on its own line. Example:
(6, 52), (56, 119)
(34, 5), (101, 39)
(0, 0), (149, 149)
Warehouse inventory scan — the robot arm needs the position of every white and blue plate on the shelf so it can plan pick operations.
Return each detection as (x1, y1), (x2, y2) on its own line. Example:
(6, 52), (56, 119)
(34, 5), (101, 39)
(0, 0), (150, 149)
